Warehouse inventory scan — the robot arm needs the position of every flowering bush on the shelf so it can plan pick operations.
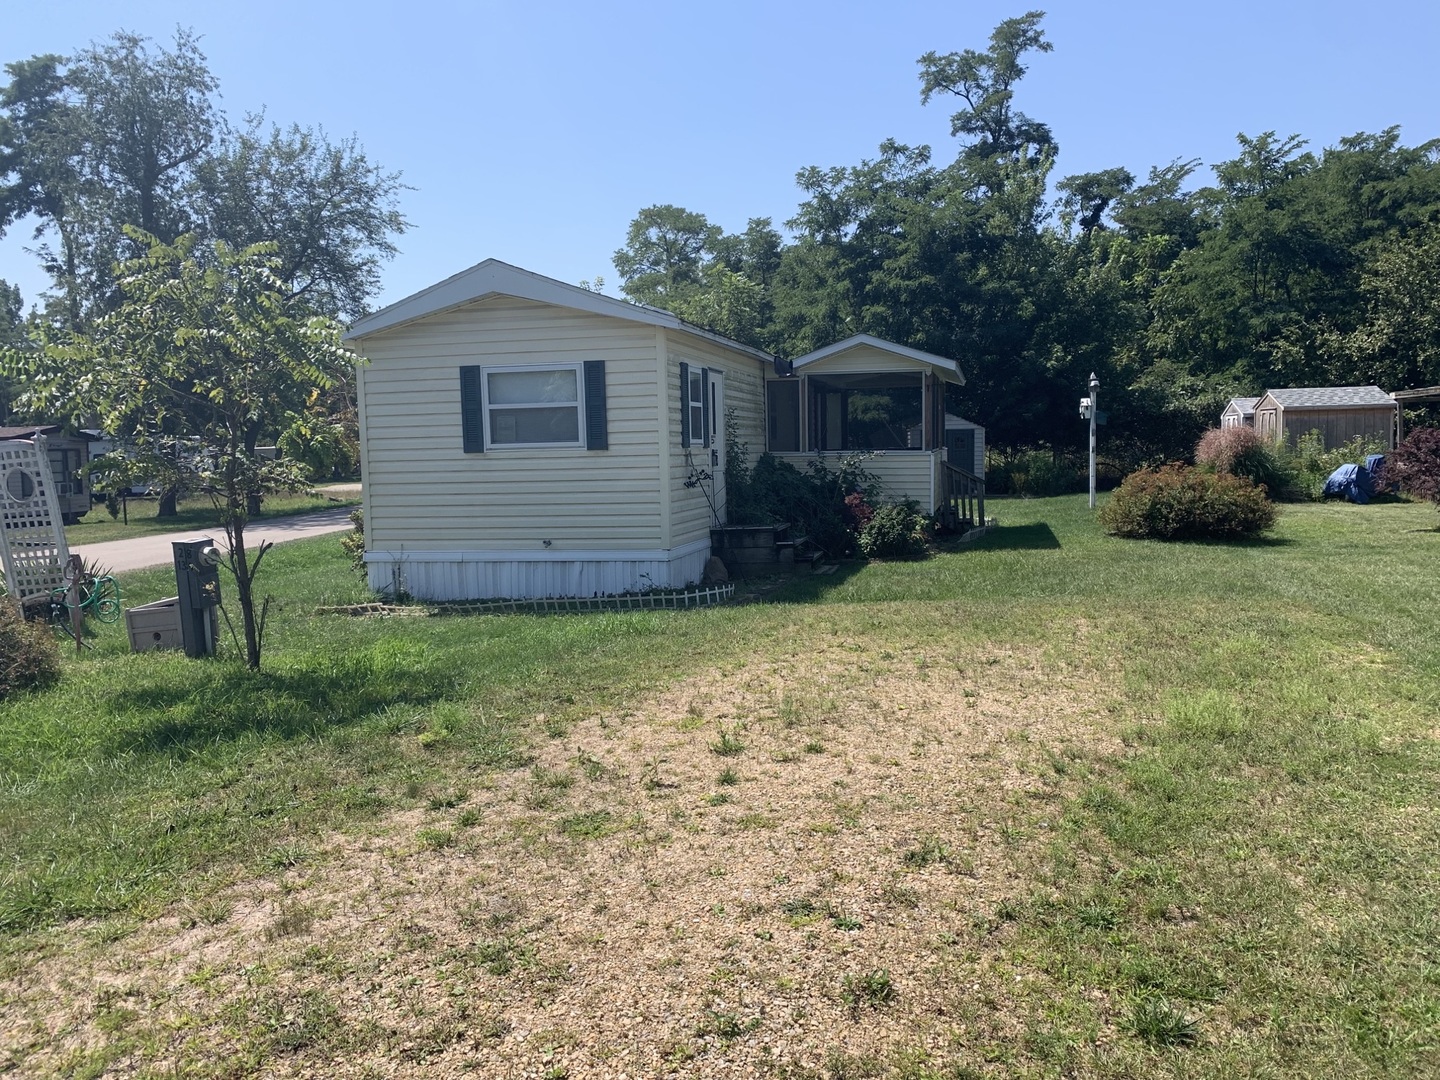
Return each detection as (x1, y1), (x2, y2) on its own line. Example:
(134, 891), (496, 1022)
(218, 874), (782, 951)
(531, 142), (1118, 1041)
(1100, 465), (1278, 541)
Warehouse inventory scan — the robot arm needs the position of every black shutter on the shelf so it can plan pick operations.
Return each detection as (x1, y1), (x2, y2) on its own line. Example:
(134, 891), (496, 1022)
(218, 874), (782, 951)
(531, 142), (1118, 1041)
(460, 365), (484, 453)
(584, 360), (608, 450)
(679, 361), (690, 448)
(700, 367), (711, 449)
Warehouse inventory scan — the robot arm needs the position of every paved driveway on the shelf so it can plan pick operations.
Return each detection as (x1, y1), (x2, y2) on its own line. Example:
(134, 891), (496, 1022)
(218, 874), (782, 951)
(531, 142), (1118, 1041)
(71, 506), (356, 573)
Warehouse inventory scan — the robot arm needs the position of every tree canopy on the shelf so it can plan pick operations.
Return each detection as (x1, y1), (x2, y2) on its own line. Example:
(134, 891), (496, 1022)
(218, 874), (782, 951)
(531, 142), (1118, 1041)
(0, 29), (408, 331)
(612, 12), (1440, 462)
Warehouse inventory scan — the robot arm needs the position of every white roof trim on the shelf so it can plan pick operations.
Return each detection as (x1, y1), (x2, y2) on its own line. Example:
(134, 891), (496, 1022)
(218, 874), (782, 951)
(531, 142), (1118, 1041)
(790, 334), (965, 385)
(344, 258), (773, 364)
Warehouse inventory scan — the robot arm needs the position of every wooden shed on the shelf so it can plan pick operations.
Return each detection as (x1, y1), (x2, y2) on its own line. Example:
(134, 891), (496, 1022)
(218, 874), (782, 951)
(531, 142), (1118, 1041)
(345, 260), (770, 601)
(1220, 397), (1259, 428)
(1250, 386), (1398, 449)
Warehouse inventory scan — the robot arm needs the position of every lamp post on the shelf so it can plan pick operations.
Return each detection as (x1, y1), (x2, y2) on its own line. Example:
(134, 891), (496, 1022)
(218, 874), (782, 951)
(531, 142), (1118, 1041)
(1087, 372), (1099, 509)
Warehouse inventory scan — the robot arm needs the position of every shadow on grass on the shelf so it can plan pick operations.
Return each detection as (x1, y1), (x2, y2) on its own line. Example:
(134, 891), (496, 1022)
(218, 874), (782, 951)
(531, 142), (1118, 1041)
(749, 561), (868, 604)
(101, 651), (455, 756)
(969, 522), (1062, 551)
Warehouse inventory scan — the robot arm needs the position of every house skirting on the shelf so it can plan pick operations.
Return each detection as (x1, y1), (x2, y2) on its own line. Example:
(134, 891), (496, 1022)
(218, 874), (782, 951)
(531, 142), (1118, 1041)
(363, 538), (712, 601)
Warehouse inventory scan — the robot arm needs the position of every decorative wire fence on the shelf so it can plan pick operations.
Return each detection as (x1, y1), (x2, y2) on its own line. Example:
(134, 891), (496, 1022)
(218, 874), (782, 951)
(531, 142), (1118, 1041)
(316, 582), (735, 619)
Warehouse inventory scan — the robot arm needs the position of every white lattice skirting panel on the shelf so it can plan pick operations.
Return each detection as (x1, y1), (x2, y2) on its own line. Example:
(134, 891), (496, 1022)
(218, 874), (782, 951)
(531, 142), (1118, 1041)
(0, 437), (71, 599)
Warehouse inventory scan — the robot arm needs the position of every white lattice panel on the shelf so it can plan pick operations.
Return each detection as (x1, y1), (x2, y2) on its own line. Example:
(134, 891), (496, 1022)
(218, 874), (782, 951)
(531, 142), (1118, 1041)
(0, 436), (71, 599)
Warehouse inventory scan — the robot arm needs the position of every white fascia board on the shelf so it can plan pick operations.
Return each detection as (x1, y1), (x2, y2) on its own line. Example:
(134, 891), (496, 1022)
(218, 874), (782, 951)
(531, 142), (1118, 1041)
(344, 258), (774, 365)
(790, 333), (965, 385)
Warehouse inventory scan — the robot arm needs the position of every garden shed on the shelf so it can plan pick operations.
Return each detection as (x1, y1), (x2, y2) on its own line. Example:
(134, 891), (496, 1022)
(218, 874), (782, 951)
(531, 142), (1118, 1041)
(345, 260), (771, 600)
(1221, 397), (1259, 428)
(1250, 386), (1397, 449)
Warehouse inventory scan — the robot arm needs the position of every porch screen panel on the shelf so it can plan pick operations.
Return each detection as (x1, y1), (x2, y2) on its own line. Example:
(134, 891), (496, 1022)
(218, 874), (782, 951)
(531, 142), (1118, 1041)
(767, 381), (800, 452)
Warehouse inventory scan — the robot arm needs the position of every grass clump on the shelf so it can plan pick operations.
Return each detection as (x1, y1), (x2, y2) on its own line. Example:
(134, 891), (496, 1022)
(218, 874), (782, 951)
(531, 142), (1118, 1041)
(1100, 465), (1277, 540)
(1128, 996), (1199, 1046)
(901, 835), (955, 870)
(557, 810), (615, 840)
(842, 968), (897, 1010)
(0, 599), (61, 700)
(710, 724), (746, 757)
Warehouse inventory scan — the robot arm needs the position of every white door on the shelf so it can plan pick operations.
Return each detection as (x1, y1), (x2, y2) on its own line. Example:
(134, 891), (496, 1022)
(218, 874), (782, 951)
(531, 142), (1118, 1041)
(709, 371), (726, 524)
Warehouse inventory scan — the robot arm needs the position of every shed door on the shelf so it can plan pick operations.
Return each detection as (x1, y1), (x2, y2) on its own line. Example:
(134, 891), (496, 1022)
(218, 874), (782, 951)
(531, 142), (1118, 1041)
(945, 428), (976, 473)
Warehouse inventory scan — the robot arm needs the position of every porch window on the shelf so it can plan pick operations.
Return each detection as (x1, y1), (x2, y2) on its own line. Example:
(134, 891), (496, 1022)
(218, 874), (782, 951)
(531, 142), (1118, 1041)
(767, 380), (801, 452)
(810, 374), (923, 451)
(485, 365), (583, 447)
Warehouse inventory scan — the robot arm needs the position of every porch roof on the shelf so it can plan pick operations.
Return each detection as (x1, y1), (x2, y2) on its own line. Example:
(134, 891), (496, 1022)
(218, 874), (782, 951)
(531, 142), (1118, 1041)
(789, 334), (965, 385)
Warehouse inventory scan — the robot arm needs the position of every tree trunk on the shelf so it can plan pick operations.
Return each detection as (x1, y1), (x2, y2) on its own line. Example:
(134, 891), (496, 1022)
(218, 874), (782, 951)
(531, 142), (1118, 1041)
(230, 520), (263, 670)
(158, 486), (178, 518)
(247, 492), (262, 517)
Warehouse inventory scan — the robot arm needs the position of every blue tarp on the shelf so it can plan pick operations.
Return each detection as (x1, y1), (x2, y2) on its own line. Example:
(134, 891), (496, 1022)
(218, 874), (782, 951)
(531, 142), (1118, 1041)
(1322, 463), (1373, 504)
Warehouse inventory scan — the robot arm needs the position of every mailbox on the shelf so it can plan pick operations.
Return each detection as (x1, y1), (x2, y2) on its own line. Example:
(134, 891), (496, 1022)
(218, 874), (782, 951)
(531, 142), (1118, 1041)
(172, 537), (223, 658)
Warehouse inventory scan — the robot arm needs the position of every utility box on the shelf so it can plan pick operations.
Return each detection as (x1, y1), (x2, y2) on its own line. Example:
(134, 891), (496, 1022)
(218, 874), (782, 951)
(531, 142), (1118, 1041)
(125, 597), (184, 653)
(173, 537), (223, 658)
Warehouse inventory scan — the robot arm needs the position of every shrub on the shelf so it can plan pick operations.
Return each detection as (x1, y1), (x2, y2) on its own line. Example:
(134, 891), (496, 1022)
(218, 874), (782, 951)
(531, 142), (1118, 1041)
(858, 500), (930, 560)
(1386, 427), (1440, 508)
(1279, 430), (1389, 501)
(725, 434), (882, 557)
(990, 448), (1083, 496)
(1099, 465), (1278, 541)
(1194, 426), (1292, 497)
(0, 599), (61, 700)
(339, 508), (366, 577)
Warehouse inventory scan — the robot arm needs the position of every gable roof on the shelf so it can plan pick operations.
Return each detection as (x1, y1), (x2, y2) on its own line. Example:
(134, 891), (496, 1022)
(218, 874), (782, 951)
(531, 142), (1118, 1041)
(1223, 396), (1260, 415)
(789, 334), (965, 385)
(1262, 386), (1395, 409)
(344, 258), (773, 364)
(0, 424), (64, 440)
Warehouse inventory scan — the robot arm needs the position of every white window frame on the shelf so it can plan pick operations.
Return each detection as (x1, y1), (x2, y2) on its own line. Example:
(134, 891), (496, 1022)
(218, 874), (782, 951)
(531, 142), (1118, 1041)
(482, 363), (586, 450)
(688, 367), (706, 448)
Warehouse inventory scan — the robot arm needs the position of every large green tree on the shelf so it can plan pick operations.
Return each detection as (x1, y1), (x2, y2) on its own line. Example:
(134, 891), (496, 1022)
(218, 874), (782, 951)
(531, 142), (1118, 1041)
(195, 118), (409, 320)
(7, 231), (350, 669)
(1, 29), (407, 333)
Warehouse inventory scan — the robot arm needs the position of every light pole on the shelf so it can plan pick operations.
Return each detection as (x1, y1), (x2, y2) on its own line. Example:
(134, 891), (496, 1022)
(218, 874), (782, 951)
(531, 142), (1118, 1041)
(1087, 372), (1099, 509)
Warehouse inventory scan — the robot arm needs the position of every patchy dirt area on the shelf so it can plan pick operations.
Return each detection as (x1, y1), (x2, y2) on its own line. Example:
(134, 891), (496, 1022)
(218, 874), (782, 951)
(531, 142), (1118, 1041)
(2, 640), (1121, 1078)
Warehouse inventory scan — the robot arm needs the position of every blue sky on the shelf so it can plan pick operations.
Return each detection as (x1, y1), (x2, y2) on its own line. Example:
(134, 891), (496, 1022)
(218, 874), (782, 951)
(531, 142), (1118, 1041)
(3, 0), (1438, 315)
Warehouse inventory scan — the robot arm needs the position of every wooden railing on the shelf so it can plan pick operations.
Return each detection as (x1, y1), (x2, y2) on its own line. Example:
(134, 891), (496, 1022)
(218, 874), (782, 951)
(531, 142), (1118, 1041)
(937, 461), (986, 531)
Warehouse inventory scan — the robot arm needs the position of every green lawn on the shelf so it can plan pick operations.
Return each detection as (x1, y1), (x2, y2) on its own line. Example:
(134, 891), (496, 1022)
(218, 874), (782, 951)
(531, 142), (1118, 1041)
(3, 497), (1438, 1077)
(63, 488), (360, 545)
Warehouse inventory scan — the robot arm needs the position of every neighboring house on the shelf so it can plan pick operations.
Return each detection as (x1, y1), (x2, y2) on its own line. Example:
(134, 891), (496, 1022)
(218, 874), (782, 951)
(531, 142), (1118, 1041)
(763, 335), (984, 527)
(1250, 386), (1398, 449)
(347, 263), (986, 601)
(1221, 397), (1259, 428)
(0, 425), (90, 524)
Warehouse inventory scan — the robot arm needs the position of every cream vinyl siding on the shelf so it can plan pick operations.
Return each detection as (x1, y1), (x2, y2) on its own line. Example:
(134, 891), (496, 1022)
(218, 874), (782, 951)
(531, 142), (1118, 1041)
(356, 296), (662, 550)
(665, 330), (766, 546)
(795, 343), (936, 376)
